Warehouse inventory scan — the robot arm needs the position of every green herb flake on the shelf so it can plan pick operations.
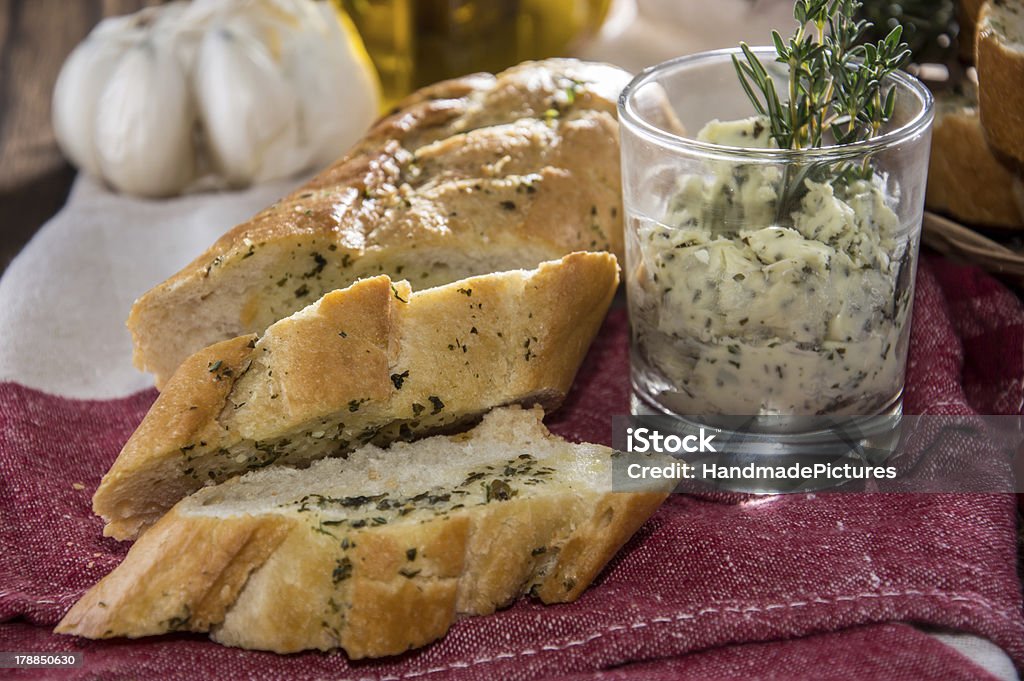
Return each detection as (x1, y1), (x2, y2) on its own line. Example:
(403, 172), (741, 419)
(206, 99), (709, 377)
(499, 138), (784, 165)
(165, 606), (192, 631)
(303, 252), (327, 279)
(332, 557), (353, 583)
(486, 479), (513, 502)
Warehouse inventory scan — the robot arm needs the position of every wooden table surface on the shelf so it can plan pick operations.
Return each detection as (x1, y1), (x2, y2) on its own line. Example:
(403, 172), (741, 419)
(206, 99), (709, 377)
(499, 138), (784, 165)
(0, 0), (168, 272)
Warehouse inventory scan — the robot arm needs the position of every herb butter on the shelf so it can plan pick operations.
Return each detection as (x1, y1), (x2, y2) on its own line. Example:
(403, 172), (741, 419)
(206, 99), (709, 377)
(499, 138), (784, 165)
(628, 116), (913, 416)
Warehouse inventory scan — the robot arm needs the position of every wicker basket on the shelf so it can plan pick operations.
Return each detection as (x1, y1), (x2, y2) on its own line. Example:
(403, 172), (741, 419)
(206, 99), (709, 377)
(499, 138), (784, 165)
(922, 211), (1024, 285)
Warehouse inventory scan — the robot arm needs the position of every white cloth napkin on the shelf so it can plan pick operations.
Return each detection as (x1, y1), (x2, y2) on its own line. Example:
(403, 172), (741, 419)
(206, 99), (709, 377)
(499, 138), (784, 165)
(0, 174), (308, 399)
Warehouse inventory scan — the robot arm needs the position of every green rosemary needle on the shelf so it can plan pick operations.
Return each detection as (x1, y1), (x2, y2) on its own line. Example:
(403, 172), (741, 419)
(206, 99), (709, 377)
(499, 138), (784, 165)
(732, 0), (911, 155)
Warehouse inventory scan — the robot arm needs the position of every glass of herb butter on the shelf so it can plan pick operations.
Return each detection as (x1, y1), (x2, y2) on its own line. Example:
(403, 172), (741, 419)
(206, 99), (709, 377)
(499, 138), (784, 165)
(617, 41), (933, 466)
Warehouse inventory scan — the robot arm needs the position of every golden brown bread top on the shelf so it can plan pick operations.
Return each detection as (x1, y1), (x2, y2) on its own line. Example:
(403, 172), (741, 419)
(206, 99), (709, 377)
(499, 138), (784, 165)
(187, 57), (629, 272)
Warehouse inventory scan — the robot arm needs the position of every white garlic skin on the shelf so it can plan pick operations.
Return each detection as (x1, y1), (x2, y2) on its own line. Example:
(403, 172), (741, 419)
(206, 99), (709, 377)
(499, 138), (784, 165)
(94, 38), (198, 197)
(51, 0), (380, 198)
(52, 34), (128, 178)
(194, 20), (304, 186)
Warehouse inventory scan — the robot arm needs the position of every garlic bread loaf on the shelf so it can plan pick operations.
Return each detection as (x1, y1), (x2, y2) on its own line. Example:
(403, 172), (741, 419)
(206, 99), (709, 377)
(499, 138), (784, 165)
(59, 407), (673, 658)
(926, 87), (1024, 228)
(96, 252), (619, 541)
(129, 58), (631, 388)
(977, 0), (1024, 164)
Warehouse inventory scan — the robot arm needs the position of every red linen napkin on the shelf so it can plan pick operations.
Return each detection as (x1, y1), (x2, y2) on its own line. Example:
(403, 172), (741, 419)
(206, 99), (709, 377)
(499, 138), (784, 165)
(1, 253), (1022, 680)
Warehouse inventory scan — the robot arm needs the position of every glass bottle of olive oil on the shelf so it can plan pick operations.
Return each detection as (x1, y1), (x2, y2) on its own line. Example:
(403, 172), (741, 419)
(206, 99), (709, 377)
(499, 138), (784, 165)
(339, 0), (611, 108)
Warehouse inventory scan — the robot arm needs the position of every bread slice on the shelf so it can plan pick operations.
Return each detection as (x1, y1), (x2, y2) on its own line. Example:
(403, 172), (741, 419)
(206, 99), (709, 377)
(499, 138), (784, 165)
(977, 0), (1024, 164)
(926, 86), (1024, 228)
(58, 406), (672, 658)
(95, 252), (619, 541)
(128, 58), (631, 388)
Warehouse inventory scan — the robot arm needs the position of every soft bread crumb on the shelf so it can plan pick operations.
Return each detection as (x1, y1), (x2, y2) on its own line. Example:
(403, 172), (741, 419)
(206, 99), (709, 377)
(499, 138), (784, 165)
(182, 406), (608, 521)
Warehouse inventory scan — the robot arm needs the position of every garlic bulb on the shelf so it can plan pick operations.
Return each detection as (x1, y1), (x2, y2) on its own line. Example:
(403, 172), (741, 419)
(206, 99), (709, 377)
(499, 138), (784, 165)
(52, 0), (380, 198)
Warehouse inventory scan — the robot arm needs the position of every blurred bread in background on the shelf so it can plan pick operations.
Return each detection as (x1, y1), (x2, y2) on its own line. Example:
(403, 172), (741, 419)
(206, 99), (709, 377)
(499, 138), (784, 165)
(958, 0), (987, 61)
(927, 84), (1024, 229)
(975, 0), (1024, 165)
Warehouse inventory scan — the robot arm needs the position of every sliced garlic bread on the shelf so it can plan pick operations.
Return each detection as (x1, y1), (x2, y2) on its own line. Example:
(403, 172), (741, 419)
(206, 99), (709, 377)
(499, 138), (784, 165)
(95, 252), (619, 540)
(977, 0), (1024, 164)
(59, 407), (672, 658)
(129, 58), (631, 388)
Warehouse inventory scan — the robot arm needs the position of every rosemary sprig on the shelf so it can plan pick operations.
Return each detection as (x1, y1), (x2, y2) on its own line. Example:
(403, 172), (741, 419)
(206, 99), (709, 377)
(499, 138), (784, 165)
(732, 0), (911, 154)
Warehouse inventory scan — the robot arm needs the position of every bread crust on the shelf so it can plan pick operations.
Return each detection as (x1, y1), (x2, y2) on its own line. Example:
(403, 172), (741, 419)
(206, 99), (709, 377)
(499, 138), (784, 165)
(95, 253), (620, 540)
(959, 0), (987, 61)
(977, 1), (1024, 164)
(128, 59), (631, 387)
(926, 92), (1024, 228)
(58, 411), (669, 659)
